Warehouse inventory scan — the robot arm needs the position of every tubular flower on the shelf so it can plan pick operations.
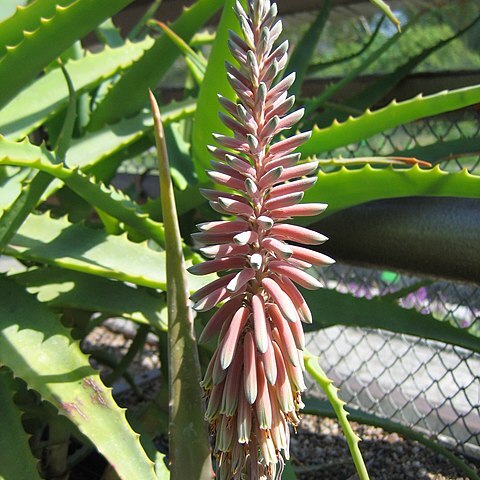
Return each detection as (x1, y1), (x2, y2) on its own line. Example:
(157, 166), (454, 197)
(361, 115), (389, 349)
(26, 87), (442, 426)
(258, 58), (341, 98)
(189, 0), (334, 478)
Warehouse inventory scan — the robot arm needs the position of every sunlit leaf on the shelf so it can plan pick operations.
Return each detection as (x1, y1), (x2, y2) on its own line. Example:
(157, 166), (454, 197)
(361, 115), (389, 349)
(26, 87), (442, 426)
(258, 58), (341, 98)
(0, 275), (157, 480)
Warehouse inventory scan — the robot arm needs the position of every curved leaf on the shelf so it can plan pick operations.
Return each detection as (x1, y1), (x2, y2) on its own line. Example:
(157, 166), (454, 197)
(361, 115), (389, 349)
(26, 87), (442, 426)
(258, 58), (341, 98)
(0, 368), (42, 480)
(389, 138), (480, 164)
(304, 355), (370, 480)
(128, 0), (163, 40)
(55, 62), (77, 161)
(307, 16), (385, 74)
(12, 267), (167, 329)
(0, 166), (30, 208)
(300, 85), (480, 156)
(303, 164), (480, 218)
(151, 91), (212, 478)
(96, 18), (124, 47)
(302, 288), (480, 353)
(0, 37), (154, 140)
(6, 212), (213, 292)
(88, 0), (223, 130)
(7, 212), (167, 288)
(303, 19), (412, 119)
(156, 21), (206, 85)
(369, 0), (401, 31)
(0, 172), (53, 251)
(0, 275), (157, 480)
(0, 0), (61, 54)
(0, 137), (64, 252)
(0, 0), (135, 109)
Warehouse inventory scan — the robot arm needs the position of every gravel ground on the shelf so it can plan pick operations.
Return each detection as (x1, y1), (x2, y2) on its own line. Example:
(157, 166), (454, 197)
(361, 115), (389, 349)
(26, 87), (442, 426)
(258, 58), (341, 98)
(291, 415), (479, 480)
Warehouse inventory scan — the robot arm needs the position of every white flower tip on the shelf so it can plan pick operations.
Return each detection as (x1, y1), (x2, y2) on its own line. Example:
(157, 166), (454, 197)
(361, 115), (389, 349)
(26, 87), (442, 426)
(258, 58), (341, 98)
(250, 253), (263, 271)
(245, 177), (258, 196)
(257, 215), (273, 229)
(218, 196), (232, 208)
(324, 255), (336, 265)
(233, 231), (249, 245)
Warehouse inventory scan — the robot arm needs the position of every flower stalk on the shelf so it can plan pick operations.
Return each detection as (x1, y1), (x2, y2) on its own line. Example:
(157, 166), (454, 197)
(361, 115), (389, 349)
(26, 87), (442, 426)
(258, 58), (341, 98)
(189, 1), (334, 478)
(150, 91), (213, 480)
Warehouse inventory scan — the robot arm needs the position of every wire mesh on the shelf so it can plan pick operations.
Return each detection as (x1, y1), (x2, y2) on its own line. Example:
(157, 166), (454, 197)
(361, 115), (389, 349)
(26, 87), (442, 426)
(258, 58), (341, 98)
(304, 105), (480, 459)
(307, 264), (480, 458)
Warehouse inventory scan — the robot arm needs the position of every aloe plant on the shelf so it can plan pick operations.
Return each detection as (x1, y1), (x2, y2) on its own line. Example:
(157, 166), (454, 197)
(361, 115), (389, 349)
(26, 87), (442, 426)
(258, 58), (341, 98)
(0, 0), (478, 479)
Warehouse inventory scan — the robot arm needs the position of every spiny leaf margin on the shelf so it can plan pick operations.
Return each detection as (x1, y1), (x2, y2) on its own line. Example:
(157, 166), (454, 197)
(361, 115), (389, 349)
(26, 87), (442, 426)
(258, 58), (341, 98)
(0, 275), (156, 480)
(299, 84), (480, 156)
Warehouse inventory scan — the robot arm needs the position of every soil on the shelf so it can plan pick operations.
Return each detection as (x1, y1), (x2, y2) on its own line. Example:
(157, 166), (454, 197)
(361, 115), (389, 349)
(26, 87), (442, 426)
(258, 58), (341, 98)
(291, 415), (479, 480)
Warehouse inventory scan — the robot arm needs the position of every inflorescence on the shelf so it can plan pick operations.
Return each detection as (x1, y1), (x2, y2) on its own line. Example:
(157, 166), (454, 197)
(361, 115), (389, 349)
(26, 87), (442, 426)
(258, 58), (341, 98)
(188, 1), (334, 478)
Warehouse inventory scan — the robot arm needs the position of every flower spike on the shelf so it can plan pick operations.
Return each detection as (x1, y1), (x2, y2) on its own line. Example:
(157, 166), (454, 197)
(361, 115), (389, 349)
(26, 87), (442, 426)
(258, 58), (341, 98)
(190, 0), (333, 477)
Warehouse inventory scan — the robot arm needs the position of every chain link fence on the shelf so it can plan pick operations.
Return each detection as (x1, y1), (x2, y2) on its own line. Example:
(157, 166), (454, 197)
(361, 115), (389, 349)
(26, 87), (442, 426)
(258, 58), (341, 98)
(305, 105), (480, 459)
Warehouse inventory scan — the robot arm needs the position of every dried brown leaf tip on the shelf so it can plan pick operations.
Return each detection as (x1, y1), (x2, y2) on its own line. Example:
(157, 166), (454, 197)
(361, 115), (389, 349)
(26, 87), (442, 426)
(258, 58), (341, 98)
(189, 0), (334, 477)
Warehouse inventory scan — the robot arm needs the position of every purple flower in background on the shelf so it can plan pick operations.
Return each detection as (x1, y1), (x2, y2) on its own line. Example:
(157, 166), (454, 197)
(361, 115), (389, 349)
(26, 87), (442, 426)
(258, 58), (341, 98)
(188, 0), (334, 477)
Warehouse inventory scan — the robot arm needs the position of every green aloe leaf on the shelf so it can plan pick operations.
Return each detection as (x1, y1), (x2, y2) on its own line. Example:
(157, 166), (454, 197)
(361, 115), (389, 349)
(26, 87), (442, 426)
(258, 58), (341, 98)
(0, 171), (53, 251)
(0, 368), (42, 480)
(88, 0), (223, 130)
(304, 355), (370, 480)
(303, 397), (480, 480)
(283, 461), (298, 479)
(96, 18), (124, 47)
(0, 136), (166, 248)
(154, 452), (171, 479)
(7, 212), (167, 288)
(142, 183), (205, 220)
(300, 85), (480, 156)
(128, 0), (163, 40)
(150, 91), (212, 479)
(369, 0), (401, 31)
(0, 0), (135, 109)
(55, 62), (77, 161)
(0, 36), (154, 140)
(12, 267), (167, 330)
(284, 0), (332, 97)
(164, 122), (198, 191)
(303, 165), (480, 218)
(0, 63), (73, 253)
(0, 0), (62, 54)
(192, 0), (240, 183)
(389, 138), (480, 165)
(142, 159), (480, 221)
(6, 212), (213, 292)
(0, 275), (157, 480)
(0, 166), (30, 208)
(302, 288), (480, 352)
